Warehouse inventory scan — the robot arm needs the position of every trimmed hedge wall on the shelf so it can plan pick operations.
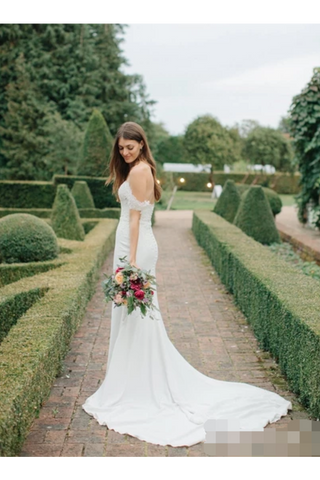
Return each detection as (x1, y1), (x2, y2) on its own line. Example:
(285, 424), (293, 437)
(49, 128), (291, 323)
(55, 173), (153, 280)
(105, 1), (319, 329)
(53, 175), (118, 209)
(0, 207), (121, 220)
(0, 218), (118, 456)
(0, 172), (300, 212)
(192, 210), (320, 418)
(0, 176), (118, 209)
(159, 171), (301, 194)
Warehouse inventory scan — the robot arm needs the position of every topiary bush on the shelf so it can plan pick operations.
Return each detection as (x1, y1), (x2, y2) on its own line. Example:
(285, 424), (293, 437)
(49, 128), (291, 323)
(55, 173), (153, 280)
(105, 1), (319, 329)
(77, 108), (113, 177)
(236, 183), (282, 216)
(71, 181), (95, 209)
(0, 214), (59, 263)
(233, 186), (281, 245)
(213, 179), (242, 222)
(50, 184), (85, 241)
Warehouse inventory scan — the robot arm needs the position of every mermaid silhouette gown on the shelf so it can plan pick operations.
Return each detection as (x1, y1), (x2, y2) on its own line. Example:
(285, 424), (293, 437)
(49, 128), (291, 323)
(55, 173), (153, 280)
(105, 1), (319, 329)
(82, 179), (292, 447)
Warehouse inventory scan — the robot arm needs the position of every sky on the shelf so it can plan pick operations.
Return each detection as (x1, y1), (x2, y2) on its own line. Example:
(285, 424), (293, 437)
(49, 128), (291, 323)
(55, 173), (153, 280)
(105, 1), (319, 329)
(120, 24), (320, 136)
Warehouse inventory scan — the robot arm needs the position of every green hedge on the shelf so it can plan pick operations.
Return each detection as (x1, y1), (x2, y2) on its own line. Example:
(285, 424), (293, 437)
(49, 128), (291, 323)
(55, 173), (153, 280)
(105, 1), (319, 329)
(0, 260), (67, 288)
(0, 218), (118, 456)
(0, 208), (121, 220)
(192, 210), (320, 418)
(159, 171), (301, 194)
(0, 181), (55, 209)
(0, 176), (118, 209)
(0, 172), (300, 211)
(53, 175), (118, 208)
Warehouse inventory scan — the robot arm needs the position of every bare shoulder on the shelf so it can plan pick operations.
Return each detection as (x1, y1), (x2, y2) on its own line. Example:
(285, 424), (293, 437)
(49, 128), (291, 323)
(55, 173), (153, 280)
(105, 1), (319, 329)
(127, 162), (154, 202)
(128, 162), (152, 182)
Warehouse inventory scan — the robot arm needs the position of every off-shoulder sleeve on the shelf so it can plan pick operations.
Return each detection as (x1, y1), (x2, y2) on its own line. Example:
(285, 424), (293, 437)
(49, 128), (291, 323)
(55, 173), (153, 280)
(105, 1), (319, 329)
(126, 181), (152, 212)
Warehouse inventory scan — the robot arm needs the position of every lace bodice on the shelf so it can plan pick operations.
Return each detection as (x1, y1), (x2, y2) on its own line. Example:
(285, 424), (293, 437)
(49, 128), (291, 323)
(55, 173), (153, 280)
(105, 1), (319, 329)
(118, 180), (155, 224)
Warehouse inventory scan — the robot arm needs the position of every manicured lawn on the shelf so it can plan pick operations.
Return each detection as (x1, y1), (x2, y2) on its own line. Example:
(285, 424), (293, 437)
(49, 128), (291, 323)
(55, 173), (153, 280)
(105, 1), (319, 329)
(159, 190), (298, 210)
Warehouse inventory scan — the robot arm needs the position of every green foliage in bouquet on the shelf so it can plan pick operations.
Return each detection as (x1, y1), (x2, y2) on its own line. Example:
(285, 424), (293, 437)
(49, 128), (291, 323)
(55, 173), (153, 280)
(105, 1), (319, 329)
(102, 255), (160, 320)
(213, 179), (242, 222)
(233, 185), (281, 245)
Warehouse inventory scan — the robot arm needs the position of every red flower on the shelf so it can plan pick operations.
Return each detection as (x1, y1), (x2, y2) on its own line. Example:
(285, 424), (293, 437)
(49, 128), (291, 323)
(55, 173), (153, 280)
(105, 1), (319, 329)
(151, 291), (154, 295)
(134, 289), (145, 300)
(115, 267), (124, 273)
(130, 281), (142, 291)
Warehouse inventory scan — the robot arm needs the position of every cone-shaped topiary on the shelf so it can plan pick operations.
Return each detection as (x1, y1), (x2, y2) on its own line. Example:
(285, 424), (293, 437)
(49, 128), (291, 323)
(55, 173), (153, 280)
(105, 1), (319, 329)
(51, 184), (85, 241)
(233, 185), (281, 245)
(77, 108), (113, 177)
(213, 179), (242, 222)
(236, 183), (282, 216)
(71, 181), (95, 209)
(0, 213), (59, 263)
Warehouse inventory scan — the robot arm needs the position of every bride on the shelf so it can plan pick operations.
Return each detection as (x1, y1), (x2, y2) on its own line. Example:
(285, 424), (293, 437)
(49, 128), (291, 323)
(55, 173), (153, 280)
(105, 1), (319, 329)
(82, 121), (292, 447)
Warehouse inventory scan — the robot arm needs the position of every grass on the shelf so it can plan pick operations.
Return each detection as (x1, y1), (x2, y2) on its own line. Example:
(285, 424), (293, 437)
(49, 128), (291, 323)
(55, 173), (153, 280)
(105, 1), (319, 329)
(156, 190), (298, 211)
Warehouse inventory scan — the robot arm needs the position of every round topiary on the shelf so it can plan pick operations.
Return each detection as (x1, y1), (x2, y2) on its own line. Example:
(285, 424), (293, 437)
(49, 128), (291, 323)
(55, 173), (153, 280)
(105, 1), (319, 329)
(233, 186), (281, 245)
(0, 213), (59, 264)
(213, 179), (242, 222)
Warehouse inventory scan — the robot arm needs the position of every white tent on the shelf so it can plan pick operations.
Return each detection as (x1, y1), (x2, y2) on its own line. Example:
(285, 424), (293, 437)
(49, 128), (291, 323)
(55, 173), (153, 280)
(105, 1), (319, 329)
(162, 163), (211, 173)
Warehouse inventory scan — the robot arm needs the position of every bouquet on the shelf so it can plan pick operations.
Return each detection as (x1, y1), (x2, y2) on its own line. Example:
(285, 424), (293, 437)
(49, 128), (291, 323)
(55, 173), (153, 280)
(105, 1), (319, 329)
(102, 255), (160, 320)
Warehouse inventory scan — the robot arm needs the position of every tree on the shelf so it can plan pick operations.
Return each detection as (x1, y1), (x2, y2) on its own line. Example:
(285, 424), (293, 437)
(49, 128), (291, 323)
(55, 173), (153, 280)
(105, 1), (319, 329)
(278, 115), (291, 135)
(155, 135), (186, 164)
(183, 114), (243, 169)
(42, 111), (85, 177)
(0, 52), (55, 180)
(0, 24), (157, 178)
(288, 66), (320, 227)
(232, 119), (260, 138)
(77, 108), (113, 177)
(243, 126), (294, 172)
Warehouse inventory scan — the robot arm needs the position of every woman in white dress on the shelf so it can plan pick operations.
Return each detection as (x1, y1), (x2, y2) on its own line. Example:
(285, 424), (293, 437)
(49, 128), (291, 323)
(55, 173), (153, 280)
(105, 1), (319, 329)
(82, 121), (292, 447)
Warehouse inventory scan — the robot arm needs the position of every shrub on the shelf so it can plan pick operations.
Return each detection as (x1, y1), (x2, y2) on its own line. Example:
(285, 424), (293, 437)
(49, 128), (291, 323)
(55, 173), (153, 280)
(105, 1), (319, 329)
(71, 181), (95, 209)
(50, 184), (85, 241)
(0, 213), (59, 264)
(213, 179), (242, 222)
(236, 183), (282, 216)
(77, 108), (113, 177)
(233, 186), (281, 245)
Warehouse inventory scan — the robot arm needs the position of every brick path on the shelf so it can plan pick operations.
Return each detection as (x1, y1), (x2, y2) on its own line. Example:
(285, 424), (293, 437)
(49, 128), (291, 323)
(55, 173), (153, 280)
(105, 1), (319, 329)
(20, 210), (309, 457)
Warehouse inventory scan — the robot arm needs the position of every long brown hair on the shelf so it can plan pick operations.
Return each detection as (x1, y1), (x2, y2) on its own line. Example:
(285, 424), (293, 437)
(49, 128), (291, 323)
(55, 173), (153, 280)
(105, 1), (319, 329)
(104, 122), (162, 203)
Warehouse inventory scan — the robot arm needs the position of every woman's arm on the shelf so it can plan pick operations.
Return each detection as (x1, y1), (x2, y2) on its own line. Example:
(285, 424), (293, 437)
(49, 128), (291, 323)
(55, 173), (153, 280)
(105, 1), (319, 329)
(128, 169), (148, 267)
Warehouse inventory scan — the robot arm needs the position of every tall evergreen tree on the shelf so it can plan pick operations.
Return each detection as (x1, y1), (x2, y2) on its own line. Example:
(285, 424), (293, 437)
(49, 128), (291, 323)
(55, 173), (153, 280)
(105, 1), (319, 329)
(78, 108), (113, 177)
(0, 52), (55, 179)
(0, 24), (157, 179)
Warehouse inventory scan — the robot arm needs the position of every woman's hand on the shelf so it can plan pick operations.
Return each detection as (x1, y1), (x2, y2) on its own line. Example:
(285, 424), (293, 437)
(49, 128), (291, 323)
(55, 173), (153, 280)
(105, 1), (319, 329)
(129, 260), (140, 269)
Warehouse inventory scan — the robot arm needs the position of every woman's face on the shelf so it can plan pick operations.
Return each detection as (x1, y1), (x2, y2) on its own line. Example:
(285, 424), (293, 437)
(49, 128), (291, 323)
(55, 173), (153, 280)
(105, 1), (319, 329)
(118, 137), (144, 165)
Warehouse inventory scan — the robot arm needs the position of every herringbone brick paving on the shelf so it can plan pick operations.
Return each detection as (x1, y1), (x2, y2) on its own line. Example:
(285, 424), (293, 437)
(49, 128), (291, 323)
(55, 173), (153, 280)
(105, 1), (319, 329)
(20, 210), (309, 457)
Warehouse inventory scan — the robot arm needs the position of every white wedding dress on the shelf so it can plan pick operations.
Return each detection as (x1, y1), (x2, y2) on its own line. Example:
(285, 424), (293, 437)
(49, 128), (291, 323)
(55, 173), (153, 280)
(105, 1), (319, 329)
(82, 180), (292, 447)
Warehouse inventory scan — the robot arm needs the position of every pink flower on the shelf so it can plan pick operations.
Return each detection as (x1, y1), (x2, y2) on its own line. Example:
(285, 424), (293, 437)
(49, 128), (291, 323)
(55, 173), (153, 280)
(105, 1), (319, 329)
(134, 290), (145, 300)
(114, 293), (123, 304)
